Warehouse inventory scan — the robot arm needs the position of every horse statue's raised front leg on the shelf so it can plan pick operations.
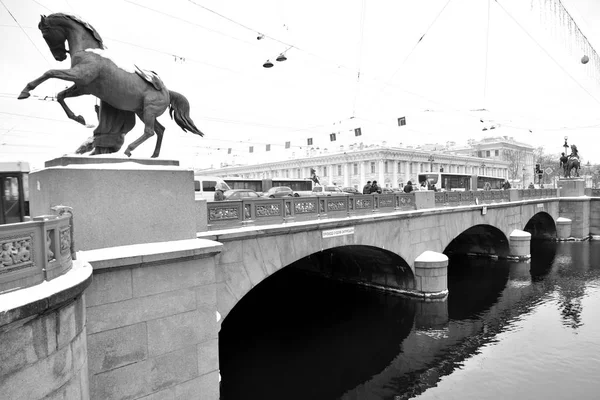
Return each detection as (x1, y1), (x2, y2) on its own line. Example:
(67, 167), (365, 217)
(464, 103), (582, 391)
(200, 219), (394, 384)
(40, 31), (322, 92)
(18, 65), (95, 102)
(56, 85), (87, 125)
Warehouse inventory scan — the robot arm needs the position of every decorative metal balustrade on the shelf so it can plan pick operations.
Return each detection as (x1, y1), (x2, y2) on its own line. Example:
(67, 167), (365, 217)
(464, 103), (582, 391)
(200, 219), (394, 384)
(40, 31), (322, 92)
(0, 212), (75, 293)
(206, 189), (559, 230)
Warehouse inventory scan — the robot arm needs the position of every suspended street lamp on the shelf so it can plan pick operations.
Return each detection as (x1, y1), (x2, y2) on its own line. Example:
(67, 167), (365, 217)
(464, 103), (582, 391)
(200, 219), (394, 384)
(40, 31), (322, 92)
(263, 60), (274, 68)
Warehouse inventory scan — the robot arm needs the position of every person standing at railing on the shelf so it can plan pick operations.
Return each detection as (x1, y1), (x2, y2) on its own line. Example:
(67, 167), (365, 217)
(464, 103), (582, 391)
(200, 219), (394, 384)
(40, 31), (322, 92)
(370, 180), (382, 194)
(214, 182), (227, 201)
(403, 181), (413, 193)
(362, 181), (372, 194)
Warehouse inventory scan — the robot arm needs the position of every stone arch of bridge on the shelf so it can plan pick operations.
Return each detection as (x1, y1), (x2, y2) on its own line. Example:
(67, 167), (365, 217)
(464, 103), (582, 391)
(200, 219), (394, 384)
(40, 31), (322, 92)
(523, 211), (557, 239)
(443, 224), (510, 258)
(217, 243), (414, 326)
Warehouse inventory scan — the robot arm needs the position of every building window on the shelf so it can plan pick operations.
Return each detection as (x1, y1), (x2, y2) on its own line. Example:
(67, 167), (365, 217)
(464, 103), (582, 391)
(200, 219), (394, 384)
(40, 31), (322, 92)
(384, 161), (388, 173)
(353, 163), (358, 175)
(323, 166), (328, 177)
(398, 162), (402, 173)
(337, 165), (342, 176)
(486, 150), (491, 157)
(495, 150), (499, 156)
(297, 168), (301, 178)
(370, 162), (375, 173)
(285, 170), (289, 178)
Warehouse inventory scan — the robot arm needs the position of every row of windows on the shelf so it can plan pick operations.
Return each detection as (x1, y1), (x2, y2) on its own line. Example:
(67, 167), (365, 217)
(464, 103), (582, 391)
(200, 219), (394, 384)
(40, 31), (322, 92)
(478, 150), (501, 157)
(259, 162), (506, 179)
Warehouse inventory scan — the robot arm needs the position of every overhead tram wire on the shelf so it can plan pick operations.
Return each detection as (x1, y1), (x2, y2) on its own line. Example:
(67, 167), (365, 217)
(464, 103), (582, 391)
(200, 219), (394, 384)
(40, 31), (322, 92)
(482, 0), (491, 109)
(494, 0), (600, 107)
(352, 0), (367, 118)
(357, 0), (455, 118)
(0, 0), (53, 68)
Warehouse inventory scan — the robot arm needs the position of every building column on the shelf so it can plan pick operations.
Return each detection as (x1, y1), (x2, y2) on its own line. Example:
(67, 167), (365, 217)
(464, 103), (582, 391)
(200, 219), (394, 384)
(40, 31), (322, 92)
(360, 161), (366, 188)
(392, 162), (399, 188)
(378, 160), (385, 186)
(404, 161), (410, 184)
(343, 162), (350, 187)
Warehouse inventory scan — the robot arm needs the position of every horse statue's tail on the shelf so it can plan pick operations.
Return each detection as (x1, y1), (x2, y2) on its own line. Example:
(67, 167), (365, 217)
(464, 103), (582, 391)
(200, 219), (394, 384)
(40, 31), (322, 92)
(168, 90), (204, 136)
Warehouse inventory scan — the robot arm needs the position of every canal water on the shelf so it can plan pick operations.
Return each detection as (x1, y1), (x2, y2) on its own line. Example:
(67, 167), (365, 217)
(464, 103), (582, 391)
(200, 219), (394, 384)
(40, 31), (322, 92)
(219, 241), (600, 400)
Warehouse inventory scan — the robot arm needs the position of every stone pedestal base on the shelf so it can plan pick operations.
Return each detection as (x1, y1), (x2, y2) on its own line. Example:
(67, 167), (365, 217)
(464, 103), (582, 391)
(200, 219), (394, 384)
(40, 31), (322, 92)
(556, 217), (572, 240)
(414, 251), (448, 298)
(509, 229), (531, 260)
(29, 156), (197, 251)
(558, 178), (585, 197)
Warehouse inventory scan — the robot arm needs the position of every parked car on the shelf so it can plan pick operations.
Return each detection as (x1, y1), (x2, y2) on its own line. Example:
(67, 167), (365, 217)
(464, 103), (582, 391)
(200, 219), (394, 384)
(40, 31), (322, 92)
(263, 186), (294, 198)
(341, 186), (361, 195)
(295, 185), (351, 197)
(381, 187), (394, 194)
(223, 189), (261, 200)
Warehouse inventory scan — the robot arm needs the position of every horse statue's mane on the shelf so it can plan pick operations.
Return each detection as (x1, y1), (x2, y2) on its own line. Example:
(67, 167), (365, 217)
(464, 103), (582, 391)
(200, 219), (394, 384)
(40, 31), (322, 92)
(44, 13), (104, 48)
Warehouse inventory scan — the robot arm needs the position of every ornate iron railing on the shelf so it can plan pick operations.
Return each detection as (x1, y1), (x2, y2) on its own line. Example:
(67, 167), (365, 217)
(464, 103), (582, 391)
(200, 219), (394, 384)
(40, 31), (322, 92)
(206, 189), (558, 230)
(0, 212), (74, 293)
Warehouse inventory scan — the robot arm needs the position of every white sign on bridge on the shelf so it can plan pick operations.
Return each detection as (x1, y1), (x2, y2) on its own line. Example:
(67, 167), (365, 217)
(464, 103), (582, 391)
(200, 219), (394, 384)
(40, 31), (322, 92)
(322, 227), (355, 238)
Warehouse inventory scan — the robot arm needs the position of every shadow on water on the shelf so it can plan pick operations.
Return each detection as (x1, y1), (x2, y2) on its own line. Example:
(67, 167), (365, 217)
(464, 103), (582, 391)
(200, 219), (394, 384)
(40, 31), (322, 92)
(447, 256), (510, 320)
(219, 265), (416, 400)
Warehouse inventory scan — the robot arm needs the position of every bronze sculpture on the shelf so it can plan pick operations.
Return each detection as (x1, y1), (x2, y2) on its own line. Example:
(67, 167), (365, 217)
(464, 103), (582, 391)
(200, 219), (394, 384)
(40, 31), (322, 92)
(18, 13), (204, 157)
(563, 144), (581, 178)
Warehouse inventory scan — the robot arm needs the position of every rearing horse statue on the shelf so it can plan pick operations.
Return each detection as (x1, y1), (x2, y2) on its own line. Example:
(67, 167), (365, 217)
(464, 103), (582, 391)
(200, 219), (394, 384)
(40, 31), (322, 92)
(18, 13), (204, 157)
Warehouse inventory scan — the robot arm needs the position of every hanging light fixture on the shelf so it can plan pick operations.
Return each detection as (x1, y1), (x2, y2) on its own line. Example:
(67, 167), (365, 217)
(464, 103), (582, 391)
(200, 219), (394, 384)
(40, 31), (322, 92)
(276, 53), (287, 62)
(263, 60), (274, 68)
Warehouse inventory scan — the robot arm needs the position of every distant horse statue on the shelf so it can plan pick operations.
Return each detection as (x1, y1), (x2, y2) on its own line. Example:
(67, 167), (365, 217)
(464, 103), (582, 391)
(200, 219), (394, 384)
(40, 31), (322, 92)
(564, 144), (580, 178)
(18, 13), (203, 157)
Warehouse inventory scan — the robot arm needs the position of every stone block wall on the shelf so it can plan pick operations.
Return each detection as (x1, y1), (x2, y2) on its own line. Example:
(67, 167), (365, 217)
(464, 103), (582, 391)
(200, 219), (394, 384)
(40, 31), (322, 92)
(559, 199), (590, 238)
(0, 262), (92, 400)
(590, 199), (600, 235)
(83, 239), (222, 400)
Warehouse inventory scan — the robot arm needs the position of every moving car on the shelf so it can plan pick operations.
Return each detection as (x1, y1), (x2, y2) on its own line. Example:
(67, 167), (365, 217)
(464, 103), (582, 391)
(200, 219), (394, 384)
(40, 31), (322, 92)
(263, 186), (294, 198)
(223, 189), (261, 200)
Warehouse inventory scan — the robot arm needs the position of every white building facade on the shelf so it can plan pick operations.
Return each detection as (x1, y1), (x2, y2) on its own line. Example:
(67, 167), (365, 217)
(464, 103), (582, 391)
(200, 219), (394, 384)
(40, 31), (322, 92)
(201, 145), (515, 189)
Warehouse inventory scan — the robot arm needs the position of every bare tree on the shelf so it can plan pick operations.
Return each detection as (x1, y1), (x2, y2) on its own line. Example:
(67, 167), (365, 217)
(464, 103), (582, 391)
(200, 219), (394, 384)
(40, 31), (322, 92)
(502, 148), (527, 180)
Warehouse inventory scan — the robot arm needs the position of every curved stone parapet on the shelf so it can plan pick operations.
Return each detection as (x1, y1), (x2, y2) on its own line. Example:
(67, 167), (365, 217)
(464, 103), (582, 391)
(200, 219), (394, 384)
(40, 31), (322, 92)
(0, 213), (75, 293)
(0, 259), (92, 400)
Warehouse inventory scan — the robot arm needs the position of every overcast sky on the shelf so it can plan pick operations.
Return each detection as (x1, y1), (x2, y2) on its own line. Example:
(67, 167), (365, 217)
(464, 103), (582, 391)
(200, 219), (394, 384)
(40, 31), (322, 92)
(1, 0), (600, 170)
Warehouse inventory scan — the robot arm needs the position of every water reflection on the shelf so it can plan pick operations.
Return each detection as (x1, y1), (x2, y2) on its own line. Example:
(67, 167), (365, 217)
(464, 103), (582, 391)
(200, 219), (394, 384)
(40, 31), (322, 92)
(219, 242), (600, 400)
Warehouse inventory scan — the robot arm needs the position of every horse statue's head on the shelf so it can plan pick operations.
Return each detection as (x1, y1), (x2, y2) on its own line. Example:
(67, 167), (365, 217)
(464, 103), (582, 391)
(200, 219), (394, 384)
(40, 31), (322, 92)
(38, 13), (104, 61)
(38, 14), (69, 61)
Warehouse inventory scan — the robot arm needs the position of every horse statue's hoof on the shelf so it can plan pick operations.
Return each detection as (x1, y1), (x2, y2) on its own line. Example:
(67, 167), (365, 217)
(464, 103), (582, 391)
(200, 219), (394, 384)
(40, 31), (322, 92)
(74, 115), (86, 125)
(124, 149), (132, 157)
(17, 91), (30, 100)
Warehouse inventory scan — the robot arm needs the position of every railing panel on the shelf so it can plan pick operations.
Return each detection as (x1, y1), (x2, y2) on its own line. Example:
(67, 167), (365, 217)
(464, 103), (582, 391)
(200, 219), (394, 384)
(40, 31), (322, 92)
(207, 201), (244, 229)
(251, 198), (286, 226)
(290, 197), (319, 222)
(348, 195), (375, 216)
(375, 194), (396, 213)
(323, 196), (350, 219)
(0, 213), (73, 293)
(396, 193), (415, 211)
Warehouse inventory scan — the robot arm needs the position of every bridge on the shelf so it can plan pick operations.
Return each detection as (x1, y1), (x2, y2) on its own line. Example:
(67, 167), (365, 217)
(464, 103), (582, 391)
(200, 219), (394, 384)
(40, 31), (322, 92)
(2, 158), (598, 400)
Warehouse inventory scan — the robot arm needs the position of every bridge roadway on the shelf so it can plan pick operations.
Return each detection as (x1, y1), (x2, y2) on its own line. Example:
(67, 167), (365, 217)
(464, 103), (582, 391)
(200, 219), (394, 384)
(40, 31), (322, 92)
(198, 189), (563, 320)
